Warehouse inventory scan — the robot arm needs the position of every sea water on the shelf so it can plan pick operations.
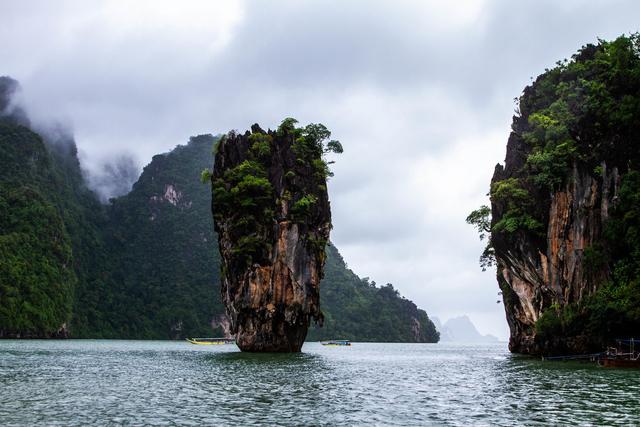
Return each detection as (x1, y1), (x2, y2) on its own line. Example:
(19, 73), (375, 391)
(0, 340), (638, 425)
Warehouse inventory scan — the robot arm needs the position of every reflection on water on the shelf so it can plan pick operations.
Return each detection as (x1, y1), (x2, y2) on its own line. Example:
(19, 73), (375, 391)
(0, 340), (639, 425)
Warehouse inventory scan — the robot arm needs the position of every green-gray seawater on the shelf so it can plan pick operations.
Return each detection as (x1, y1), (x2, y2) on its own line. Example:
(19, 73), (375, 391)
(1, 340), (639, 425)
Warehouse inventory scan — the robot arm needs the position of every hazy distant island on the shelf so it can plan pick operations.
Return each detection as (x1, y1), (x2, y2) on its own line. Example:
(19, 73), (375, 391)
(468, 34), (640, 356)
(0, 77), (439, 343)
(432, 316), (499, 343)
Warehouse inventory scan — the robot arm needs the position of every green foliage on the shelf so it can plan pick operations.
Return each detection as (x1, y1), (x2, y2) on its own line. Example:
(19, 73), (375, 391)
(291, 194), (318, 220)
(466, 205), (491, 241)
(232, 235), (269, 263)
(248, 133), (272, 160)
(0, 187), (75, 336)
(526, 141), (575, 190)
(277, 117), (299, 137)
(466, 205), (495, 271)
(213, 161), (273, 219)
(487, 34), (640, 250)
(535, 306), (562, 339)
(212, 159), (274, 268)
(302, 123), (331, 148)
(491, 178), (528, 203)
(519, 34), (640, 178)
(490, 178), (543, 234)
(200, 168), (212, 184)
(583, 244), (607, 274)
(325, 140), (343, 154)
(284, 120), (343, 180)
(534, 278), (640, 350)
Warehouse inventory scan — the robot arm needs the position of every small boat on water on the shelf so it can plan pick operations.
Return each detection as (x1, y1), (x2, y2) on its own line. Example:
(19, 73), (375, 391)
(186, 337), (235, 345)
(542, 338), (640, 368)
(321, 340), (351, 346)
(597, 339), (640, 368)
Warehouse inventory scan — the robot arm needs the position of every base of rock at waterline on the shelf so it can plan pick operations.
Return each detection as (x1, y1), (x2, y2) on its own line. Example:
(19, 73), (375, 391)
(235, 322), (308, 352)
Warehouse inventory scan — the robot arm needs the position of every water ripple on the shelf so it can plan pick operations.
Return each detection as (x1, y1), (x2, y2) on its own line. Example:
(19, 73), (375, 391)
(0, 340), (639, 425)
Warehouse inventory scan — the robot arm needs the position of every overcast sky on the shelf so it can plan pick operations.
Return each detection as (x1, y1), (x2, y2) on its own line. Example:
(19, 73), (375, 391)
(2, 0), (639, 339)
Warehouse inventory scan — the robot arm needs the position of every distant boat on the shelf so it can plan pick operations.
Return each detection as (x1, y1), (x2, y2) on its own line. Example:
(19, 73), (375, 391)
(186, 337), (235, 345)
(321, 340), (351, 346)
(542, 338), (640, 367)
(598, 339), (640, 368)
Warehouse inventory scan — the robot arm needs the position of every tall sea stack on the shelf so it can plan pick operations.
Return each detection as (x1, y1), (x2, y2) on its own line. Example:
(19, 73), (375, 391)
(479, 35), (640, 356)
(211, 119), (340, 352)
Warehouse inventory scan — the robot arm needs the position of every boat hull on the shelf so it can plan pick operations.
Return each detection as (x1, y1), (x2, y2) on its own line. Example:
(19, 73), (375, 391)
(186, 338), (235, 345)
(321, 340), (351, 346)
(599, 358), (640, 368)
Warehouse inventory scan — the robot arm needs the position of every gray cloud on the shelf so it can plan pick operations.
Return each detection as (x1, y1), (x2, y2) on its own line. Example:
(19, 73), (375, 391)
(1, 0), (639, 338)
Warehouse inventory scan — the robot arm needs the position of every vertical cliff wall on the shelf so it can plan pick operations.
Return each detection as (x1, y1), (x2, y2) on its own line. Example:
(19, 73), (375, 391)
(212, 120), (335, 352)
(492, 136), (620, 354)
(486, 35), (640, 355)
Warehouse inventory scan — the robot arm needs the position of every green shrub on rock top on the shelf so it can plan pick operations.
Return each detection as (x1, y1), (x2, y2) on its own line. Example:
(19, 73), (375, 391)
(248, 133), (273, 161)
(212, 118), (343, 268)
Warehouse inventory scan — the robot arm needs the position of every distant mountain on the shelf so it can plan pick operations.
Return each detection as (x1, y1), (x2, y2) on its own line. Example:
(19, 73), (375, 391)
(432, 316), (498, 343)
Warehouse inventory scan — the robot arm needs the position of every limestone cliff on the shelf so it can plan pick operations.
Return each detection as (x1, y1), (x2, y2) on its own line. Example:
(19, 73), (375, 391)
(487, 35), (640, 355)
(211, 120), (336, 352)
(492, 132), (619, 354)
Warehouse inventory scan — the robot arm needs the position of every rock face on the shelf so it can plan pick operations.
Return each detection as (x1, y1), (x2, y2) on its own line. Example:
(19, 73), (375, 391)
(212, 122), (332, 352)
(489, 36), (640, 355)
(492, 152), (618, 353)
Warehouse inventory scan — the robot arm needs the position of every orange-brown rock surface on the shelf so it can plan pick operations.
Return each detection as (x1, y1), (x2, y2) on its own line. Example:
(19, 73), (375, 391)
(493, 155), (619, 354)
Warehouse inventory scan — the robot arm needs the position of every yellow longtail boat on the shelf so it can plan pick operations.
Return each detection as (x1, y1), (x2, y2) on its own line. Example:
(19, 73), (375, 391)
(186, 337), (235, 345)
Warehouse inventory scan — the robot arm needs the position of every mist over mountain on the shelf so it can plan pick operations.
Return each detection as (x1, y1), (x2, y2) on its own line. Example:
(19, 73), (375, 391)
(88, 154), (140, 202)
(0, 76), (138, 202)
(0, 76), (29, 126)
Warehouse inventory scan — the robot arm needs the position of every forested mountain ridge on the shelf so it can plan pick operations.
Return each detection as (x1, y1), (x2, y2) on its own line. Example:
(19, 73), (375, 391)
(0, 76), (107, 337)
(0, 76), (439, 342)
(75, 135), (224, 338)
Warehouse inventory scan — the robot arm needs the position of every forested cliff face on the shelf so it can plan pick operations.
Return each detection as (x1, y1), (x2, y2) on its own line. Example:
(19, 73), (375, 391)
(473, 35), (640, 355)
(0, 77), (106, 338)
(79, 135), (224, 338)
(0, 83), (439, 342)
